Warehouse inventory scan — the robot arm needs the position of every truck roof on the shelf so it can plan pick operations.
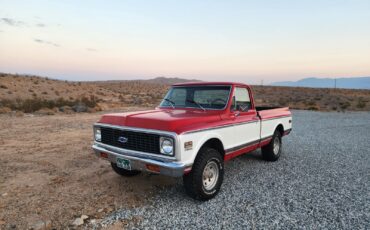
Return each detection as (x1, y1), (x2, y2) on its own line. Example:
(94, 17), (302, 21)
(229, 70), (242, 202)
(172, 81), (249, 87)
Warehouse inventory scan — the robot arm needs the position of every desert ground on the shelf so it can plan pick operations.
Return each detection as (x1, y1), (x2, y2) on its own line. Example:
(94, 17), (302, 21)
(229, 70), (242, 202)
(0, 108), (179, 229)
(1, 110), (369, 229)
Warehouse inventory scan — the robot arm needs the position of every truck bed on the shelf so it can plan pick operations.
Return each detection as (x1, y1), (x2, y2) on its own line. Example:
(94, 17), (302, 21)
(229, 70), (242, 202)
(256, 106), (291, 120)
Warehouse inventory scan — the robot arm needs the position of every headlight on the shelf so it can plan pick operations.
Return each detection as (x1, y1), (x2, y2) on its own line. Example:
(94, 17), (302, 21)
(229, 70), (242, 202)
(94, 127), (101, 142)
(160, 137), (173, 155)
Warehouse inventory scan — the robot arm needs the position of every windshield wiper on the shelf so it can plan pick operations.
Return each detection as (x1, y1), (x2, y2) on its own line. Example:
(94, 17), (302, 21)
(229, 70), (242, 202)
(163, 98), (175, 108)
(186, 99), (206, 111)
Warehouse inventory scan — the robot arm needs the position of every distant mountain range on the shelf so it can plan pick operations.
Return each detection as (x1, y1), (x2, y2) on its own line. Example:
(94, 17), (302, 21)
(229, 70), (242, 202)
(93, 76), (201, 85)
(271, 77), (370, 89)
(141, 77), (201, 85)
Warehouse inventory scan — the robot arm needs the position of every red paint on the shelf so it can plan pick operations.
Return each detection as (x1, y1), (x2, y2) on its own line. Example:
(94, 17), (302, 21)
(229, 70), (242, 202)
(224, 143), (259, 161)
(283, 129), (292, 136)
(259, 137), (273, 147)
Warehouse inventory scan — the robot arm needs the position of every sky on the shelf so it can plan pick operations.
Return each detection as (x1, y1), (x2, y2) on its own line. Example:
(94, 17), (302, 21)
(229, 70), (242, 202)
(0, 0), (370, 84)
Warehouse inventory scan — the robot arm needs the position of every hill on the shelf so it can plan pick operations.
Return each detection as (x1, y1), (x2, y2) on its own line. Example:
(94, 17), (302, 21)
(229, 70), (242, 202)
(271, 77), (370, 89)
(0, 73), (370, 113)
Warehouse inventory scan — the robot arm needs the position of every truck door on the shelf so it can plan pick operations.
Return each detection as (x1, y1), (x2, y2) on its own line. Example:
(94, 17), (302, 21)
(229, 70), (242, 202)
(229, 87), (261, 151)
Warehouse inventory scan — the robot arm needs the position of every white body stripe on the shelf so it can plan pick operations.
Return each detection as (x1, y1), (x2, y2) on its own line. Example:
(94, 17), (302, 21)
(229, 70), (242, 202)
(178, 116), (292, 165)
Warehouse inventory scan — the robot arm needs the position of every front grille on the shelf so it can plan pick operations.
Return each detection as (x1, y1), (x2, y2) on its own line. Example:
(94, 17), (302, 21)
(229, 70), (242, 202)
(100, 127), (161, 154)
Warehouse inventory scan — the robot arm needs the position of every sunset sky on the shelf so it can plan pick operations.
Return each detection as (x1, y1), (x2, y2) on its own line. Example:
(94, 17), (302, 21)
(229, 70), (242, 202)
(1, 0), (370, 84)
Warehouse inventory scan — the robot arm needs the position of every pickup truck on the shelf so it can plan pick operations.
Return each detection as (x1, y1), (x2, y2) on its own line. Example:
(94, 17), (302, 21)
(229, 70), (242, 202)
(92, 82), (292, 200)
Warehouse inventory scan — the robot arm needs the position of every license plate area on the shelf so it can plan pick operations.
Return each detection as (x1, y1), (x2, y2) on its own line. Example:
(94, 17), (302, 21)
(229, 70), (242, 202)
(116, 157), (131, 170)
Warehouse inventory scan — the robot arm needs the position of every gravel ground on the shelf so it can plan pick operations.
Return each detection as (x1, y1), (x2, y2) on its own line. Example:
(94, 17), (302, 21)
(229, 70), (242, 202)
(93, 110), (370, 229)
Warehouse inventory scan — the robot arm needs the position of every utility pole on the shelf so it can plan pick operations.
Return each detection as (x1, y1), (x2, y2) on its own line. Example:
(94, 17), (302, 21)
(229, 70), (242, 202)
(334, 78), (337, 90)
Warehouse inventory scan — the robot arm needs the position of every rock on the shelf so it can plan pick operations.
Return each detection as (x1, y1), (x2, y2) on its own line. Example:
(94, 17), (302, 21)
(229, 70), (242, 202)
(72, 103), (88, 112)
(28, 219), (51, 230)
(2, 193), (7, 197)
(98, 208), (104, 213)
(44, 220), (52, 229)
(72, 215), (88, 226)
(72, 218), (84, 226)
(90, 219), (96, 224)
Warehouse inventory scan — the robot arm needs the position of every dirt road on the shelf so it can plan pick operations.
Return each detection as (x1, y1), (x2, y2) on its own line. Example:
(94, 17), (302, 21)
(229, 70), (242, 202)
(0, 109), (176, 229)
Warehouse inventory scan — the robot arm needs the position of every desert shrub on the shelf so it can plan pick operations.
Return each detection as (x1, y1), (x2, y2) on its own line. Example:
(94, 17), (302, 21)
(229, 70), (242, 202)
(307, 101), (316, 106)
(278, 98), (287, 106)
(0, 85), (8, 89)
(80, 95), (98, 108)
(339, 101), (351, 110)
(0, 107), (12, 113)
(21, 98), (45, 113)
(356, 98), (366, 109)
(307, 106), (319, 111)
(0, 96), (99, 113)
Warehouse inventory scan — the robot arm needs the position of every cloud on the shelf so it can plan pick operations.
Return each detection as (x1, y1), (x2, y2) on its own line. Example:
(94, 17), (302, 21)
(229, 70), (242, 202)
(33, 38), (60, 47)
(1, 17), (26, 27)
(36, 23), (46, 27)
(86, 48), (98, 52)
(1, 17), (47, 28)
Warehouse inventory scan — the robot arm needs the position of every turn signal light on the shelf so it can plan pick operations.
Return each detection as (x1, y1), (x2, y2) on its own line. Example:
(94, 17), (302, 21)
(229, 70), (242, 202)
(100, 152), (108, 158)
(146, 164), (160, 173)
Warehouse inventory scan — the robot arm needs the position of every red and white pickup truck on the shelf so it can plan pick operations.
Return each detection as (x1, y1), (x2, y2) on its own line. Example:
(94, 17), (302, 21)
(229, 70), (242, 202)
(93, 82), (292, 200)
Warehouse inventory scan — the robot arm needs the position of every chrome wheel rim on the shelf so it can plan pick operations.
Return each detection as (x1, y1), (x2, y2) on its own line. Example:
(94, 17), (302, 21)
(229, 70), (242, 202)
(202, 161), (219, 191)
(273, 137), (280, 155)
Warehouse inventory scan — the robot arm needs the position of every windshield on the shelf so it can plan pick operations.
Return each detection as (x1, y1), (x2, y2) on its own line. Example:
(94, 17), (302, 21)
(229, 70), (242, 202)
(160, 85), (231, 110)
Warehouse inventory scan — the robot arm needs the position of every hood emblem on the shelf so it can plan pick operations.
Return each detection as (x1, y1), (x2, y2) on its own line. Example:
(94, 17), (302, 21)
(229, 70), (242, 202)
(118, 136), (128, 144)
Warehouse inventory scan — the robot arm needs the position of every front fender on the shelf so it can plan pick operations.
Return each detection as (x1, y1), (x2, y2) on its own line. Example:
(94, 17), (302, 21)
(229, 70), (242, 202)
(179, 131), (224, 164)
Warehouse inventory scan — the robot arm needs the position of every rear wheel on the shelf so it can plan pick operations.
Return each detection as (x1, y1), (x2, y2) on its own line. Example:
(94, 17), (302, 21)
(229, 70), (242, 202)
(261, 130), (282, 161)
(111, 162), (141, 177)
(183, 147), (224, 200)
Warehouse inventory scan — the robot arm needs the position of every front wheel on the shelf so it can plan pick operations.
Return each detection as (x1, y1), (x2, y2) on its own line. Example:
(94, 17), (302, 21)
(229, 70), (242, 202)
(261, 130), (282, 161)
(111, 162), (141, 177)
(183, 147), (224, 200)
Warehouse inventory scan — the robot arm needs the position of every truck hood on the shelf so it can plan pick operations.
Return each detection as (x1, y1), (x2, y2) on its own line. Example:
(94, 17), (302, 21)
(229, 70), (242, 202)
(98, 109), (222, 134)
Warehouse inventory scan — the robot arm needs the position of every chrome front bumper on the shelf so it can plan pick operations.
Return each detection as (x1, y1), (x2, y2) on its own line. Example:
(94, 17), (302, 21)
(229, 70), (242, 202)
(92, 143), (189, 177)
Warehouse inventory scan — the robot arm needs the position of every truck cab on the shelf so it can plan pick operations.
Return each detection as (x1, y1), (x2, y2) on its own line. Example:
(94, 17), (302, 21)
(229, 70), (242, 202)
(93, 82), (292, 200)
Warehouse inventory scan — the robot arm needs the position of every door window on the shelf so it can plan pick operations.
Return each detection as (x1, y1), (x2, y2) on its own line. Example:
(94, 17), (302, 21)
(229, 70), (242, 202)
(231, 87), (251, 111)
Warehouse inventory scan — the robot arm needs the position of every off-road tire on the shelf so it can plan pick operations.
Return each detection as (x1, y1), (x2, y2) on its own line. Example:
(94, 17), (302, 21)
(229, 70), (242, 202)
(261, 130), (282, 161)
(183, 147), (224, 200)
(111, 162), (141, 177)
